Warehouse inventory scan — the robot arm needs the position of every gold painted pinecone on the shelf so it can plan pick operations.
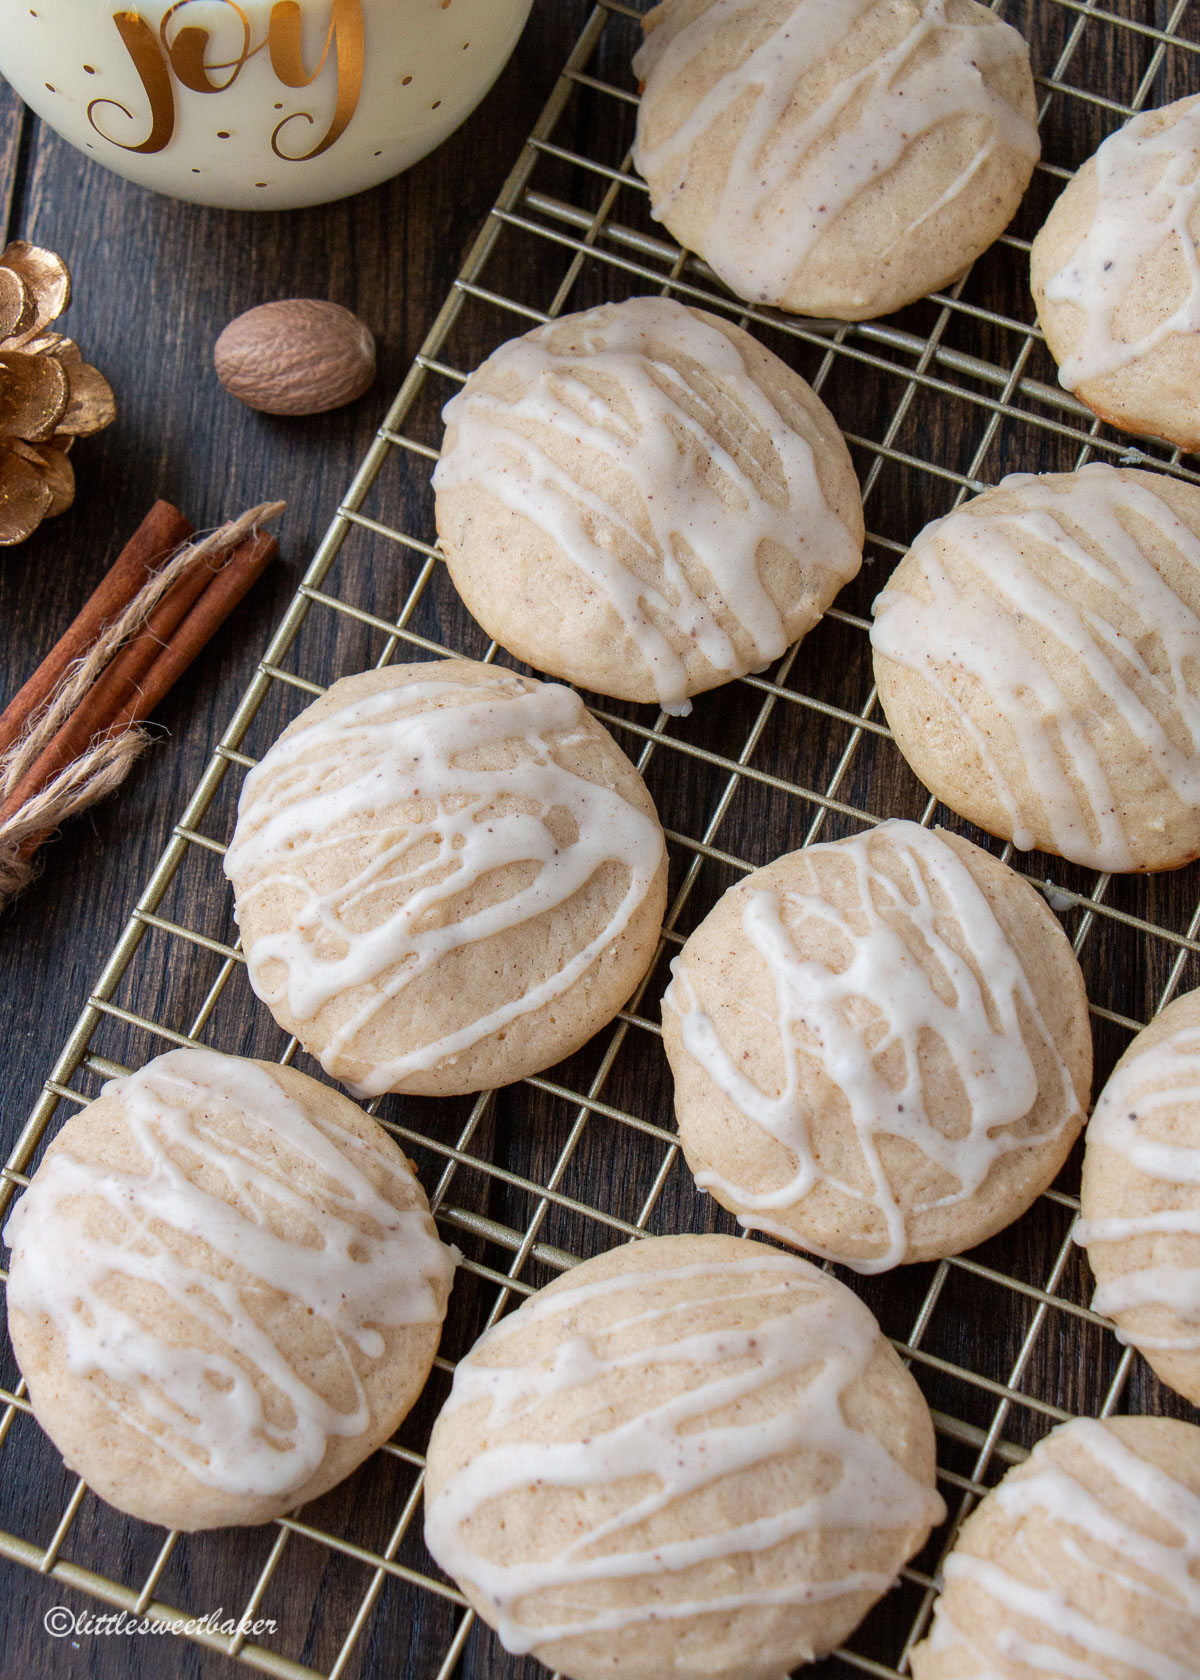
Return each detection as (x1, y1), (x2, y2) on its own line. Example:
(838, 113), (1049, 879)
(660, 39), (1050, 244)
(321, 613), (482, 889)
(0, 242), (116, 546)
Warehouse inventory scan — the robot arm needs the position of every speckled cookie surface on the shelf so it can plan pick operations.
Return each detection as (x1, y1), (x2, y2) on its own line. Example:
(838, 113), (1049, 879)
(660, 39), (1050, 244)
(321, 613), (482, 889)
(1079, 987), (1200, 1408)
(910, 1415), (1200, 1680)
(871, 464), (1200, 874)
(433, 296), (864, 712)
(423, 1232), (945, 1680)
(632, 0), (1039, 321)
(224, 659), (668, 1097)
(1031, 94), (1200, 453)
(661, 821), (1091, 1271)
(5, 1047), (455, 1531)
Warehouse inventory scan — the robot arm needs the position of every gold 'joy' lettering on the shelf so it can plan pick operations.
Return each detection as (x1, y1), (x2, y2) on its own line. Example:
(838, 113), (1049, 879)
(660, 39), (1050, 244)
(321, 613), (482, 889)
(268, 0), (363, 161)
(88, 0), (364, 161)
(87, 11), (175, 154)
(160, 0), (257, 93)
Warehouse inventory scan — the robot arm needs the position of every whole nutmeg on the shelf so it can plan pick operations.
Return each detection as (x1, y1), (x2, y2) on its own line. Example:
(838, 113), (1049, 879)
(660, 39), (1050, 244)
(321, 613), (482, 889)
(214, 299), (375, 416)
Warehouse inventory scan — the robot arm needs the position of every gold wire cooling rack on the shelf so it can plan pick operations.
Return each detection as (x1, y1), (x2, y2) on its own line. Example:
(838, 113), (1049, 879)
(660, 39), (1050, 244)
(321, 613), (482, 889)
(4, 2), (1200, 1675)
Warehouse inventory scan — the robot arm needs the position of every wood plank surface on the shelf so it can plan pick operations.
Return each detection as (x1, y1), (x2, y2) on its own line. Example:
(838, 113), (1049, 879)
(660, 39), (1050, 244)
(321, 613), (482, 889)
(1, 3), (1198, 1678)
(0, 5), (591, 1673)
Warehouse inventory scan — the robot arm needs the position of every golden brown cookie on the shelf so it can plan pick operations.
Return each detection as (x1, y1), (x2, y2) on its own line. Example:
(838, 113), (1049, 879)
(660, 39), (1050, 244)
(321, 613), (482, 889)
(433, 296), (864, 711)
(662, 820), (1091, 1271)
(633, 0), (1039, 320)
(224, 660), (668, 1096)
(871, 464), (1200, 873)
(1078, 987), (1200, 1407)
(424, 1233), (945, 1680)
(5, 1047), (455, 1530)
(1032, 95), (1200, 452)
(910, 1416), (1200, 1680)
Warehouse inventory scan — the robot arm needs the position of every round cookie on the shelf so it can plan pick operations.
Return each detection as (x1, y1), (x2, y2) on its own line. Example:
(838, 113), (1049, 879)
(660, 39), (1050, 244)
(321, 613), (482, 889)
(632, 0), (1040, 322)
(4, 1046), (455, 1531)
(871, 464), (1200, 873)
(433, 297), (864, 712)
(909, 1415), (1200, 1680)
(1078, 987), (1200, 1407)
(423, 1232), (946, 1680)
(224, 659), (668, 1097)
(1031, 95), (1200, 453)
(662, 820), (1091, 1272)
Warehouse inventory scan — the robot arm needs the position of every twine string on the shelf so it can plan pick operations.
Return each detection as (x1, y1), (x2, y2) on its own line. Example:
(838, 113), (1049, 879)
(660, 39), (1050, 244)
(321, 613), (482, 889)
(0, 501), (285, 907)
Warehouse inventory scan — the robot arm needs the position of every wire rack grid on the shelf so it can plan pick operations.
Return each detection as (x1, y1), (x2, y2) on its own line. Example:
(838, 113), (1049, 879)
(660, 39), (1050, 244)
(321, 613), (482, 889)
(3, 1), (1200, 1676)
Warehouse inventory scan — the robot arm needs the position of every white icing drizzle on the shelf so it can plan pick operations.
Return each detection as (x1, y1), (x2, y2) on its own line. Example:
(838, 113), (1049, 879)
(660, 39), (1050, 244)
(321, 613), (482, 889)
(223, 672), (665, 1095)
(924, 1419), (1200, 1680)
(663, 820), (1079, 1273)
(3, 1047), (454, 1500)
(433, 298), (860, 713)
(633, 0), (1038, 309)
(1076, 1017), (1200, 1350)
(423, 1251), (945, 1652)
(1044, 98), (1200, 389)
(870, 464), (1200, 872)
(924, 1585), (1110, 1680)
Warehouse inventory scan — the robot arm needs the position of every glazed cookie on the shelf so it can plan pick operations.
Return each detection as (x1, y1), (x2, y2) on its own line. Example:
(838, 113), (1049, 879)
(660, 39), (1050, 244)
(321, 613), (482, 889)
(1032, 95), (1200, 452)
(423, 1233), (946, 1680)
(910, 1415), (1200, 1680)
(1077, 988), (1200, 1407)
(224, 660), (668, 1097)
(662, 821), (1091, 1272)
(633, 0), (1039, 321)
(871, 464), (1200, 873)
(433, 297), (864, 713)
(4, 1047), (455, 1531)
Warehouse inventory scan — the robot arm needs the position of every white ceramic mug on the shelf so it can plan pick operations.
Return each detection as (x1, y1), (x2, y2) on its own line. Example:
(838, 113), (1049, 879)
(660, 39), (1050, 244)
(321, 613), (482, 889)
(0, 0), (533, 209)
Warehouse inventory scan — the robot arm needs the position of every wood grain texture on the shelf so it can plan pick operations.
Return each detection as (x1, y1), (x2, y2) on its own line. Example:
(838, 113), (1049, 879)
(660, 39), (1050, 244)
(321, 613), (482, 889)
(0, 6), (588, 1674)
(1, 3), (1199, 1678)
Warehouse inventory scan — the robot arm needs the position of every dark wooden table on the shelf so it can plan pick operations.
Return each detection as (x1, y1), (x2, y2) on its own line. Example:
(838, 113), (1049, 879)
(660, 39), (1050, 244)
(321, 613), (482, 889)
(2, 3), (1199, 1677)
(0, 4), (595, 1672)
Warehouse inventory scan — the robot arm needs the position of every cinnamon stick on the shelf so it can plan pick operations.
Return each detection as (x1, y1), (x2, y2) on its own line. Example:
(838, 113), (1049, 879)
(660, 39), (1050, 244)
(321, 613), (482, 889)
(112, 529), (278, 733)
(0, 562), (215, 822)
(0, 500), (284, 904)
(0, 499), (192, 756)
(7, 529), (279, 864)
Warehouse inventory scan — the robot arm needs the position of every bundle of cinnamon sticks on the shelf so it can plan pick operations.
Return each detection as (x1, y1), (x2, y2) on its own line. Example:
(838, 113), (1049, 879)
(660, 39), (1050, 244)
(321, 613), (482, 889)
(0, 497), (284, 906)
